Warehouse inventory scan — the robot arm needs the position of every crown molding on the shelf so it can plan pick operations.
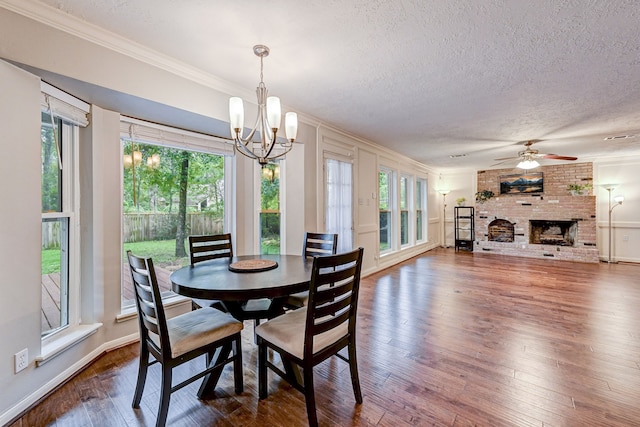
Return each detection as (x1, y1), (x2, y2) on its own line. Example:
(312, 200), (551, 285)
(0, 0), (252, 98)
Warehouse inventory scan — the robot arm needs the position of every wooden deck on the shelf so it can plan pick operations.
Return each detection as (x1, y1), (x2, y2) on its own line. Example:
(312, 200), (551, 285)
(42, 264), (174, 333)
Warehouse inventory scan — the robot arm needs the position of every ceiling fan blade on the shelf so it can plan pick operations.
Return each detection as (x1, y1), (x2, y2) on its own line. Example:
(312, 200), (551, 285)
(493, 156), (520, 161)
(541, 154), (578, 160)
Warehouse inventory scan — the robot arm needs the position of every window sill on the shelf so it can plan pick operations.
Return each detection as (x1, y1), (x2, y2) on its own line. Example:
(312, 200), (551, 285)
(116, 295), (191, 323)
(36, 323), (102, 367)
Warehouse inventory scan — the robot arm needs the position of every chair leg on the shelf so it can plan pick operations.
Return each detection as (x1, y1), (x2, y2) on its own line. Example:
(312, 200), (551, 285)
(156, 365), (172, 427)
(232, 334), (244, 394)
(253, 319), (261, 344)
(303, 365), (318, 427)
(132, 344), (149, 408)
(258, 338), (268, 399)
(348, 341), (363, 403)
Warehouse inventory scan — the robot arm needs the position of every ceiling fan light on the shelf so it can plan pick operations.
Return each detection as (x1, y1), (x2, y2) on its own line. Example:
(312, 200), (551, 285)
(517, 159), (540, 169)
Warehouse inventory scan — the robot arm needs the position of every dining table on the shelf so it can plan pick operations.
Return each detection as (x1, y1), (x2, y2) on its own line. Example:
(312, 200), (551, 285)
(169, 253), (313, 397)
(171, 254), (312, 317)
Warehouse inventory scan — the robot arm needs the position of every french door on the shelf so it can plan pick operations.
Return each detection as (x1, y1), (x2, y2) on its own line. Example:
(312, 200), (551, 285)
(324, 155), (353, 254)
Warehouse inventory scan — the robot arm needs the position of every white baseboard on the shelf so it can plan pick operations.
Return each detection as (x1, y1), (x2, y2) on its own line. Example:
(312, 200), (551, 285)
(0, 332), (139, 426)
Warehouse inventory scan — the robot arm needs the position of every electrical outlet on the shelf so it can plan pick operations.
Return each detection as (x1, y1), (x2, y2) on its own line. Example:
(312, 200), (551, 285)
(15, 348), (28, 373)
(623, 235), (629, 241)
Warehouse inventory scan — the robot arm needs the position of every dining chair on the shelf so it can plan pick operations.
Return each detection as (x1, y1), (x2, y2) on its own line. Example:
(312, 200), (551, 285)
(127, 251), (243, 427)
(256, 247), (364, 427)
(189, 233), (274, 339)
(189, 234), (233, 311)
(284, 232), (338, 309)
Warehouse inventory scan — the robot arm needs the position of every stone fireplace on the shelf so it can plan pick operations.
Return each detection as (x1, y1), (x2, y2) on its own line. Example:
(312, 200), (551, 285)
(475, 163), (598, 263)
(529, 220), (577, 246)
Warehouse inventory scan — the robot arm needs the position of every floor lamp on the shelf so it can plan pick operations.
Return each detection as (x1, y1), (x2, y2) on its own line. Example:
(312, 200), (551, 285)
(605, 186), (624, 263)
(438, 189), (450, 248)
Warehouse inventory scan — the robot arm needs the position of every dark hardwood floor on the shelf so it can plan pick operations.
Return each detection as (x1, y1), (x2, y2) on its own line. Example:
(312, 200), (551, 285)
(10, 248), (640, 426)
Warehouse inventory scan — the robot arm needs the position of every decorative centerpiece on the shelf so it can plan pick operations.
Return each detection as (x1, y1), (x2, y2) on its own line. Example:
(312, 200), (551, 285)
(475, 190), (495, 203)
(456, 197), (466, 206)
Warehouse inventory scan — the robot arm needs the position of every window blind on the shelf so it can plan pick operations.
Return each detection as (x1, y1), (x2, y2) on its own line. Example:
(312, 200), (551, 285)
(40, 82), (90, 127)
(120, 116), (234, 155)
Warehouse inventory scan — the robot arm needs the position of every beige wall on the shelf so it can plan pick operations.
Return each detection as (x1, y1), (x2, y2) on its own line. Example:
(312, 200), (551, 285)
(0, 7), (441, 422)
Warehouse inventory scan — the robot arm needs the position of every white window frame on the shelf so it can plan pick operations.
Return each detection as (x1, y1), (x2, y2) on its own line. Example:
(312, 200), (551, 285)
(119, 118), (234, 311)
(41, 122), (81, 342)
(400, 174), (414, 248)
(379, 167), (396, 255)
(254, 160), (285, 254)
(416, 177), (428, 243)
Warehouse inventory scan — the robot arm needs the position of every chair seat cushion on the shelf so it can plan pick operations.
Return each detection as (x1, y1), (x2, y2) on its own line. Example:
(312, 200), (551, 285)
(162, 307), (243, 358)
(255, 308), (347, 359)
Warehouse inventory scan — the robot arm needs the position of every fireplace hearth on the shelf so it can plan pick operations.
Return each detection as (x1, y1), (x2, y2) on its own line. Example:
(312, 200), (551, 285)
(529, 220), (577, 246)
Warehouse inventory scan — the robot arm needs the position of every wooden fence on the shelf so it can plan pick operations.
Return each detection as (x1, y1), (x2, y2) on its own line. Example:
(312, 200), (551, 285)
(42, 213), (223, 247)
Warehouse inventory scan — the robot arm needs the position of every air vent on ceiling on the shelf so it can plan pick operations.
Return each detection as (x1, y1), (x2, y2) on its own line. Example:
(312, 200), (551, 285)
(604, 134), (636, 140)
(449, 154), (467, 158)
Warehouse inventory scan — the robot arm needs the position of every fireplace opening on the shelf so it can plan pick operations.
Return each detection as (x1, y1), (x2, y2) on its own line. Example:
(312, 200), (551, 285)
(529, 220), (577, 246)
(488, 219), (515, 242)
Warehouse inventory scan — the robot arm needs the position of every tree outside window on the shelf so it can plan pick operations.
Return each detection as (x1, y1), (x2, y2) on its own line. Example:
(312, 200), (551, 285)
(260, 162), (281, 254)
(121, 138), (226, 308)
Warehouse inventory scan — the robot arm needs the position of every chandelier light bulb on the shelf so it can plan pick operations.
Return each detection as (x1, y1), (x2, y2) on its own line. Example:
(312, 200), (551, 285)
(229, 97), (244, 135)
(285, 112), (298, 141)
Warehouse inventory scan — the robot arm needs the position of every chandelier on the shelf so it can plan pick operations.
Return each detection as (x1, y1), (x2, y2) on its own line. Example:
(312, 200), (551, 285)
(229, 45), (298, 166)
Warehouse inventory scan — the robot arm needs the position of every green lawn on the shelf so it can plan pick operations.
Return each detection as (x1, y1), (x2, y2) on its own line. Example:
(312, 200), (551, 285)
(42, 249), (62, 274)
(43, 238), (282, 274)
(123, 239), (189, 267)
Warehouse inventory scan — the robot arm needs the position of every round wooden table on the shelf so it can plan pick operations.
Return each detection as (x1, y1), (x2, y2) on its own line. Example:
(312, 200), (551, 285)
(170, 254), (312, 302)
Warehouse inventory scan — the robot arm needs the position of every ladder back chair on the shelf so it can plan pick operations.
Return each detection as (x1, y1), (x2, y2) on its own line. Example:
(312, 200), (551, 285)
(285, 232), (338, 309)
(256, 247), (364, 427)
(127, 251), (243, 427)
(189, 233), (275, 340)
(189, 234), (233, 311)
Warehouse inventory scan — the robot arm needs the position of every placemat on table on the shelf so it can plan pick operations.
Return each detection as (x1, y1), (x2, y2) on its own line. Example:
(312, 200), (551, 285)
(228, 259), (278, 273)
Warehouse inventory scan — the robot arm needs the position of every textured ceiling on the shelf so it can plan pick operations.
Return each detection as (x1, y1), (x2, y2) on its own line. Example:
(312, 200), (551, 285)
(29, 0), (640, 169)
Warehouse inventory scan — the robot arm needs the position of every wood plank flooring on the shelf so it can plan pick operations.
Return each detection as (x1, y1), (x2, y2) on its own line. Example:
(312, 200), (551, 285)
(14, 248), (640, 426)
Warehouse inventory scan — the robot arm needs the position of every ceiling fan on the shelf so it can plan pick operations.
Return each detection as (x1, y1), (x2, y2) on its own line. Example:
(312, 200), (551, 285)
(493, 140), (578, 169)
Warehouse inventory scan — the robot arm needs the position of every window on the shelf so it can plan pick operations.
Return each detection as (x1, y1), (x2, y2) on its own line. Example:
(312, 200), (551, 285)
(325, 156), (353, 254)
(416, 178), (427, 242)
(40, 82), (89, 343)
(41, 115), (76, 337)
(400, 175), (412, 246)
(40, 82), (88, 339)
(121, 119), (232, 309)
(379, 168), (395, 253)
(260, 162), (281, 254)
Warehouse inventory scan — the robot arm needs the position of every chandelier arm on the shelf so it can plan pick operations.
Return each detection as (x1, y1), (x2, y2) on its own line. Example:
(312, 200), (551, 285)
(261, 129), (279, 160)
(234, 143), (259, 160)
(264, 146), (293, 161)
(234, 135), (259, 159)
